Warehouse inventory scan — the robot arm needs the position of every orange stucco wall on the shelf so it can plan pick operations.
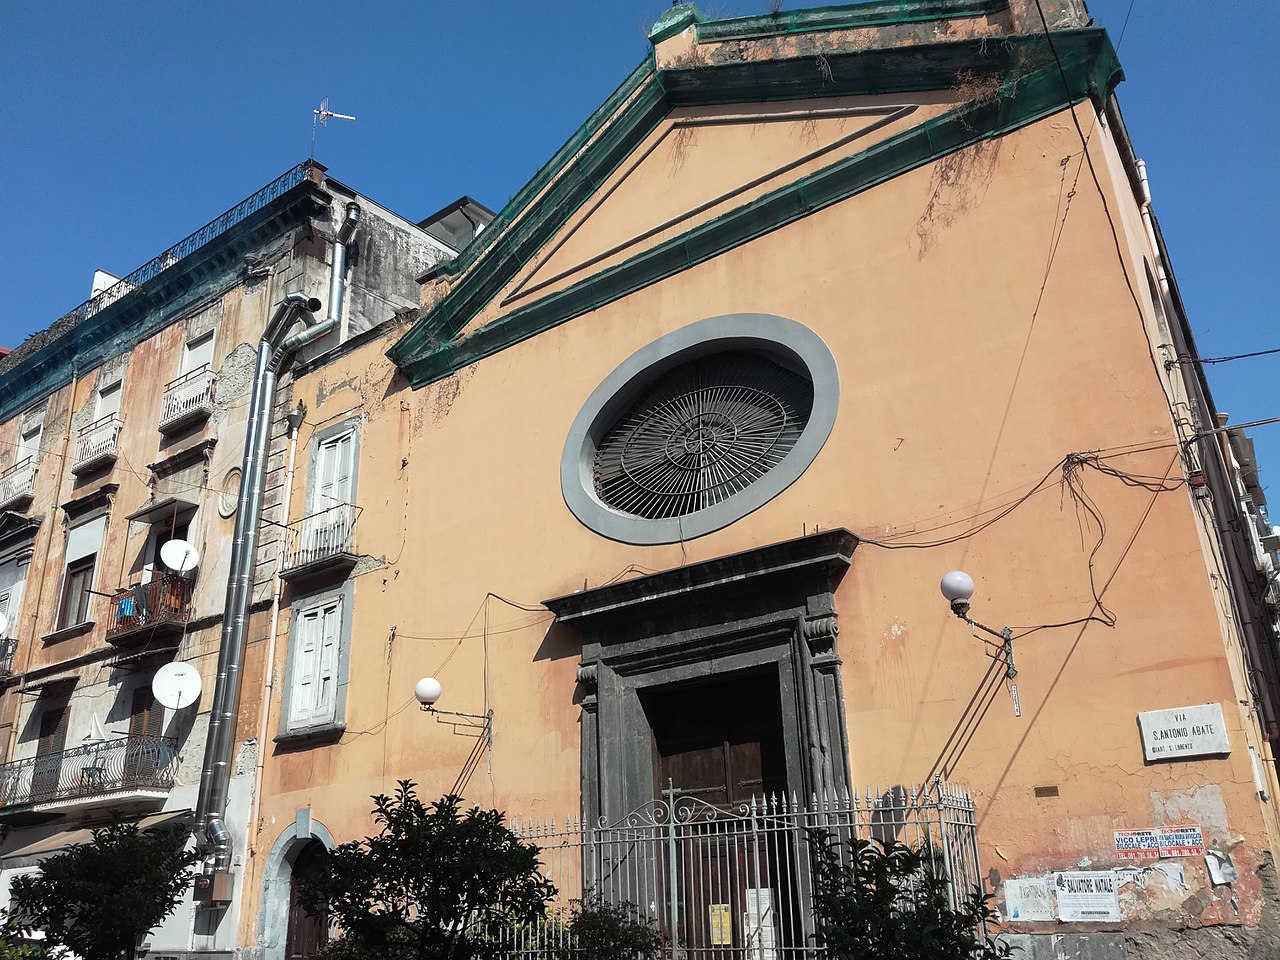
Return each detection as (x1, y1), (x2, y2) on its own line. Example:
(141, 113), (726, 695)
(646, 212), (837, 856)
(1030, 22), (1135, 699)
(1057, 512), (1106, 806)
(248, 98), (1275, 944)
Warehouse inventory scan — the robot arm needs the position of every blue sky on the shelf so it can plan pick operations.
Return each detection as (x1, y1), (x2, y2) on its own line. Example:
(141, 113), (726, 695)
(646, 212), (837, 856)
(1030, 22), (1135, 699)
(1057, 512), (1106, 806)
(1, 1), (1276, 499)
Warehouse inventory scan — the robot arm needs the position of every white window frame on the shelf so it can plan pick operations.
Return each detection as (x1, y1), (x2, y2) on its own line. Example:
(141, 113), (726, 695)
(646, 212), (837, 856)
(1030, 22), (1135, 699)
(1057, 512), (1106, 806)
(279, 582), (353, 740)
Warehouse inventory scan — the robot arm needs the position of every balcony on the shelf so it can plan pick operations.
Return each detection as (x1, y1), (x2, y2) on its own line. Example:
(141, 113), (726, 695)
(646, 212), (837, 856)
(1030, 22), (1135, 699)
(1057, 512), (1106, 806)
(158, 366), (216, 435)
(0, 734), (178, 820)
(0, 639), (16, 681)
(71, 415), (122, 476)
(280, 503), (358, 582)
(0, 457), (37, 511)
(105, 575), (193, 646)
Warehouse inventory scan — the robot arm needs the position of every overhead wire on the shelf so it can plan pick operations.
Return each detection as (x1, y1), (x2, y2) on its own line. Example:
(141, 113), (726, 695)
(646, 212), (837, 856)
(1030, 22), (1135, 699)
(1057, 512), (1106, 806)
(1174, 346), (1280, 366)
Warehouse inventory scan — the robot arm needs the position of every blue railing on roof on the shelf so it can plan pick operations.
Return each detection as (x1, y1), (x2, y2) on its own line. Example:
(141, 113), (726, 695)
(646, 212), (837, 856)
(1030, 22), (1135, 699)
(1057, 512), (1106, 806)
(56, 160), (315, 329)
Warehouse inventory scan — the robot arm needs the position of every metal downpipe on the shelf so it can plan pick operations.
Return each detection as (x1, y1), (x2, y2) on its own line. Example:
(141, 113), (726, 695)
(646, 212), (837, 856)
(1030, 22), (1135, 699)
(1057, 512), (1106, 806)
(327, 202), (361, 331)
(195, 292), (321, 868)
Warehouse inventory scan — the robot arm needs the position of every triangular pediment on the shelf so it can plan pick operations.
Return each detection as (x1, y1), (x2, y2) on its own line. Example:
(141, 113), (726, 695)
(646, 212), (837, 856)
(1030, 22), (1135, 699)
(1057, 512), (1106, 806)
(389, 15), (1119, 388)
(502, 100), (922, 311)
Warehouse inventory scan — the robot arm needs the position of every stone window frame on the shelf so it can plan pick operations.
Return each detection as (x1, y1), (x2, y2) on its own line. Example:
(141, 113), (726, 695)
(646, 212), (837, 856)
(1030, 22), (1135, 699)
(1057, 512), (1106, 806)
(276, 579), (354, 745)
(560, 313), (840, 545)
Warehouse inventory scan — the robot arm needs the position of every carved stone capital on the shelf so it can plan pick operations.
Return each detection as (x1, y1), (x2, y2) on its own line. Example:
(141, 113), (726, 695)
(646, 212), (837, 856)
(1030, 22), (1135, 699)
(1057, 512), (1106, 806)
(576, 661), (599, 690)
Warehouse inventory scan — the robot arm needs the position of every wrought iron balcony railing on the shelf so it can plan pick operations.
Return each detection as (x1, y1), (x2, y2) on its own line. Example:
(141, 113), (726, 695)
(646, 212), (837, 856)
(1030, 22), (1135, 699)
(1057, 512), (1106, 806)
(0, 639), (16, 681)
(71, 415), (123, 475)
(106, 575), (193, 643)
(0, 734), (178, 812)
(281, 503), (358, 581)
(51, 162), (313, 333)
(158, 365), (216, 434)
(0, 457), (37, 510)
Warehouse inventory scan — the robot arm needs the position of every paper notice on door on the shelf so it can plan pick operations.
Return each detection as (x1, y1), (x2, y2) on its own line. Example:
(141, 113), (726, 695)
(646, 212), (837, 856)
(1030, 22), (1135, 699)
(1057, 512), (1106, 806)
(1053, 871), (1121, 922)
(709, 903), (732, 946)
(1003, 877), (1054, 921)
(744, 888), (778, 960)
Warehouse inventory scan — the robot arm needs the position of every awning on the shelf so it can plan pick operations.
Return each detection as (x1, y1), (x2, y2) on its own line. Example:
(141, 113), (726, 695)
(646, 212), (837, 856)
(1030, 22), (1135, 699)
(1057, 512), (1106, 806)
(106, 643), (180, 670)
(19, 672), (78, 695)
(124, 495), (198, 525)
(1, 809), (193, 863)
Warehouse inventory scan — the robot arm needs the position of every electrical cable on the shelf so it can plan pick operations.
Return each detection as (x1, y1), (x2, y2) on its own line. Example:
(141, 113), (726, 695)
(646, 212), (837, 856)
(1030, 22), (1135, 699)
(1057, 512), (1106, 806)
(1174, 346), (1280, 366)
(1112, 0), (1138, 51)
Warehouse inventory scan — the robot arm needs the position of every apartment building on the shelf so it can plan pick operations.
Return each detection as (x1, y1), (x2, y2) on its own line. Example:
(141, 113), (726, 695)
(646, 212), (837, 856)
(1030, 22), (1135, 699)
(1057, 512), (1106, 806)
(0, 161), (457, 958)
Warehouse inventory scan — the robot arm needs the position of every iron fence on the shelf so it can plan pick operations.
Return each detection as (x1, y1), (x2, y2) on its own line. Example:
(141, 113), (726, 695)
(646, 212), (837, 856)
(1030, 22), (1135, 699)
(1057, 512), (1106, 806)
(71, 415), (122, 473)
(284, 503), (358, 572)
(53, 162), (313, 330)
(505, 780), (982, 958)
(0, 457), (37, 509)
(0, 734), (178, 810)
(106, 575), (193, 641)
(158, 365), (216, 433)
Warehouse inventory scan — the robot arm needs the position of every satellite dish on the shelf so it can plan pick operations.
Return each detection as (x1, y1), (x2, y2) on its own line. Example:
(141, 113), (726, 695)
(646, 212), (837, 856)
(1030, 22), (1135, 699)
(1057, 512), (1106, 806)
(160, 539), (200, 574)
(0, 612), (8, 637)
(152, 661), (202, 710)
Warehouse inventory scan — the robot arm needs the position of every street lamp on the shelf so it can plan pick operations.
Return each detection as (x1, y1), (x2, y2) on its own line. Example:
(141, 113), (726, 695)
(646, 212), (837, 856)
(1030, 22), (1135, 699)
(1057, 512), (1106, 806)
(414, 677), (495, 768)
(414, 676), (443, 710)
(939, 571), (1021, 718)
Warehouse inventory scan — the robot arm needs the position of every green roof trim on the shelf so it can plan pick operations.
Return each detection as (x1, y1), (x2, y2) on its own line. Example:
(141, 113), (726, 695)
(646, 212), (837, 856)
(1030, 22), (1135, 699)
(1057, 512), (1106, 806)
(695, 0), (1008, 42)
(390, 27), (1119, 387)
(424, 56), (657, 289)
(649, 3), (709, 44)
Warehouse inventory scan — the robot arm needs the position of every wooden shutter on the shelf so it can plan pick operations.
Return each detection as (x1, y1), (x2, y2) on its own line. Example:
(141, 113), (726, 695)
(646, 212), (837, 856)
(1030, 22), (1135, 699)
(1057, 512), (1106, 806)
(314, 601), (342, 722)
(315, 432), (354, 510)
(37, 704), (69, 756)
(288, 608), (321, 730)
(129, 688), (163, 739)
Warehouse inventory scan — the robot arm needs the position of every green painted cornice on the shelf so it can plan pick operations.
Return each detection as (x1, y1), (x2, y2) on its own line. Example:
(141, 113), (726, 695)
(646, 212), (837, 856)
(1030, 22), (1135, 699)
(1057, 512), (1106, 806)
(695, 0), (1008, 41)
(649, 3), (709, 44)
(0, 182), (327, 424)
(390, 27), (1119, 387)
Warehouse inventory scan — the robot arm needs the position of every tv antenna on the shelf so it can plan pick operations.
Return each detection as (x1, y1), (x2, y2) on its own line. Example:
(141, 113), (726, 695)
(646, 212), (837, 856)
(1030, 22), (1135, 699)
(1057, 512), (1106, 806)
(311, 98), (357, 158)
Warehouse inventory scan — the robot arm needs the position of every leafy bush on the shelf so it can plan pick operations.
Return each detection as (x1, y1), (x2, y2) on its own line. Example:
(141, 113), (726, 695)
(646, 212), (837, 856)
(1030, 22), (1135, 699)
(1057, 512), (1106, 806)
(564, 894), (661, 960)
(810, 834), (1009, 960)
(7, 818), (201, 960)
(297, 782), (555, 960)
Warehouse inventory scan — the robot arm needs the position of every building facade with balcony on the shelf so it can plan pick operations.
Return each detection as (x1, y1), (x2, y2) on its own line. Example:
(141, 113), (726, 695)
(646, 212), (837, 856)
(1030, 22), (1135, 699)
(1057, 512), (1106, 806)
(0, 162), (457, 959)
(238, 4), (1280, 960)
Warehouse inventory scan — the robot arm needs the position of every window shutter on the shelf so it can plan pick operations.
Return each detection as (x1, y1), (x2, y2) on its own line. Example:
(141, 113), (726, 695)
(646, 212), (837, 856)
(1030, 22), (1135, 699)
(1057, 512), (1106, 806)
(334, 435), (354, 503)
(130, 688), (163, 739)
(183, 332), (215, 373)
(289, 609), (321, 730)
(6, 578), (24, 635)
(96, 381), (122, 420)
(314, 432), (355, 509)
(19, 424), (41, 461)
(315, 600), (342, 723)
(65, 517), (106, 563)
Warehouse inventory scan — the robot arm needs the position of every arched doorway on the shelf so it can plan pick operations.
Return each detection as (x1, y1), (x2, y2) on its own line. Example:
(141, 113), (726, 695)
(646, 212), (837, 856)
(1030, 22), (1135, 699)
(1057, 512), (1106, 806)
(285, 841), (328, 960)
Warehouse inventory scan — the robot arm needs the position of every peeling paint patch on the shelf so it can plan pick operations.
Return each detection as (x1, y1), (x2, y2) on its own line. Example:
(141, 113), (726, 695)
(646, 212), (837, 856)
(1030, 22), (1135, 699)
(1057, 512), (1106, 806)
(1151, 782), (1229, 842)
